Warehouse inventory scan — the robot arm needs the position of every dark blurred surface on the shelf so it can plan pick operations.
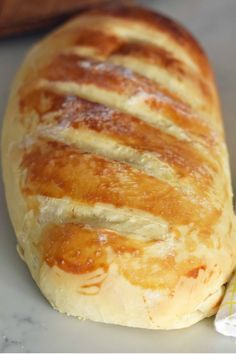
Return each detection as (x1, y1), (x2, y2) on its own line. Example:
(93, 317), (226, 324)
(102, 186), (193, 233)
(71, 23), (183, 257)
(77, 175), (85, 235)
(0, 0), (124, 37)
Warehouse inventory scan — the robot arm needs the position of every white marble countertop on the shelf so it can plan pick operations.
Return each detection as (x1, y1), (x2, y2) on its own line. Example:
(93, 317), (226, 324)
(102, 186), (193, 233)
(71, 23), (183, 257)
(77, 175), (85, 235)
(0, 0), (236, 352)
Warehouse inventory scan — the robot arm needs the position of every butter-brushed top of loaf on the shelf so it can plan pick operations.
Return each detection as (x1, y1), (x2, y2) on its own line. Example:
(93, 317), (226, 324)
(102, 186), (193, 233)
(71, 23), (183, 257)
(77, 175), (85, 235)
(2, 4), (236, 329)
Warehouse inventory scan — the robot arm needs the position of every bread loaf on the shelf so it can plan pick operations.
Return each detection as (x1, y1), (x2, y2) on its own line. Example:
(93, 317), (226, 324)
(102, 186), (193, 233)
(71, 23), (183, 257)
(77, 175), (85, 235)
(2, 5), (236, 329)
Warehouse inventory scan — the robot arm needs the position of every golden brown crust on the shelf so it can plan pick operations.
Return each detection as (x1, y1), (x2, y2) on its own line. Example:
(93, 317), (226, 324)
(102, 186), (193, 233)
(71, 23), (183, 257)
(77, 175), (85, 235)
(21, 139), (218, 227)
(19, 89), (216, 181)
(39, 54), (217, 142)
(40, 222), (206, 290)
(88, 5), (211, 76)
(2, 5), (236, 329)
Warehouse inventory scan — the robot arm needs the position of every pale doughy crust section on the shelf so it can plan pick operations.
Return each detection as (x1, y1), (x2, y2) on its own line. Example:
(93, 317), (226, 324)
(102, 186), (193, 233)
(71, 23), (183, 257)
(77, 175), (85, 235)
(2, 5), (236, 329)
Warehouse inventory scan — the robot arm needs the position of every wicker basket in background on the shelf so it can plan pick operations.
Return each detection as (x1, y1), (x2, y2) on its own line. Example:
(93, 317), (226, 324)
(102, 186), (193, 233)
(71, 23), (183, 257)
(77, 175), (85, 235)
(0, 0), (124, 37)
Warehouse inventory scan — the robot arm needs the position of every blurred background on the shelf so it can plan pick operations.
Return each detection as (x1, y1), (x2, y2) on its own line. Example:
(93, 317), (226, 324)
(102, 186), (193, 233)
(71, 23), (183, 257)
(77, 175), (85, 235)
(0, 0), (120, 37)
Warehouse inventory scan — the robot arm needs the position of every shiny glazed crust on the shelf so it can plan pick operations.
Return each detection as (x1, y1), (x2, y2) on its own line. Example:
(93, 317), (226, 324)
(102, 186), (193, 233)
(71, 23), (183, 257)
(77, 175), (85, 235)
(2, 5), (236, 329)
